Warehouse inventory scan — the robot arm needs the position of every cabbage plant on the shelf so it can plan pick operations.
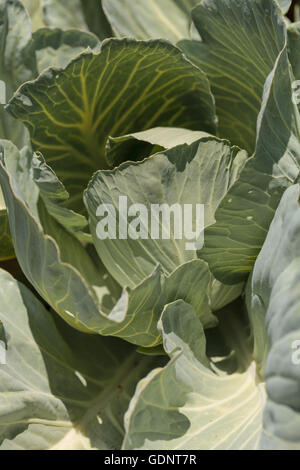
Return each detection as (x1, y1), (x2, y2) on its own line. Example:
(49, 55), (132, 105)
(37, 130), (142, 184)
(0, 0), (299, 450)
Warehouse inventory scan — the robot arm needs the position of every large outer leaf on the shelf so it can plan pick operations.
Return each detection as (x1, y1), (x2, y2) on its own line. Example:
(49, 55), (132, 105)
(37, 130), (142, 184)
(247, 185), (300, 450)
(179, 0), (286, 153)
(43, 0), (113, 40)
(102, 0), (199, 42)
(123, 300), (266, 450)
(0, 141), (219, 346)
(0, 268), (162, 450)
(84, 137), (247, 287)
(200, 48), (300, 284)
(7, 38), (216, 213)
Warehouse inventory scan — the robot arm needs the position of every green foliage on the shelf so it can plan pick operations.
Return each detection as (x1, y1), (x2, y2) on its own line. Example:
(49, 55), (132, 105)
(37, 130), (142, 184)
(0, 0), (299, 450)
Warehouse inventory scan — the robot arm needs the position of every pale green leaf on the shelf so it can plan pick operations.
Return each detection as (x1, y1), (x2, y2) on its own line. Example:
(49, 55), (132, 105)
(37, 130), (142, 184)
(0, 141), (219, 346)
(123, 300), (266, 450)
(246, 185), (300, 449)
(0, 268), (162, 450)
(179, 0), (286, 153)
(0, 140), (121, 336)
(200, 48), (300, 284)
(7, 38), (216, 213)
(84, 137), (247, 288)
(31, 153), (90, 242)
(277, 0), (292, 14)
(21, 0), (44, 30)
(102, 0), (199, 41)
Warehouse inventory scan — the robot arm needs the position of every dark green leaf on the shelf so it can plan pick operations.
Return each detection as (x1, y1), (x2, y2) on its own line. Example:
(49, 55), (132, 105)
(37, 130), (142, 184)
(7, 38), (217, 213)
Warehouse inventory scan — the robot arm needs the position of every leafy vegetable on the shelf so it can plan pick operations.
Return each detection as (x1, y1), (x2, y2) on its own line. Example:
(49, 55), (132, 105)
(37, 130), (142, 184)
(0, 0), (99, 260)
(0, 0), (299, 451)
(0, 268), (163, 450)
(124, 184), (300, 450)
(247, 185), (300, 449)
(200, 47), (300, 284)
(1, 138), (242, 344)
(179, 0), (286, 153)
(85, 137), (247, 287)
(123, 299), (266, 450)
(7, 38), (216, 213)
